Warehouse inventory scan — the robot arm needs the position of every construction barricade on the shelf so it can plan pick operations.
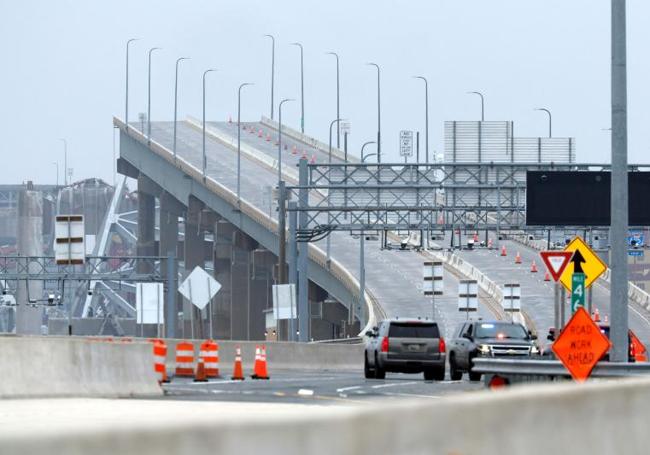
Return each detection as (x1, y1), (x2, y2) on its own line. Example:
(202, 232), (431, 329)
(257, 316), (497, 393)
(199, 340), (220, 378)
(175, 341), (195, 377)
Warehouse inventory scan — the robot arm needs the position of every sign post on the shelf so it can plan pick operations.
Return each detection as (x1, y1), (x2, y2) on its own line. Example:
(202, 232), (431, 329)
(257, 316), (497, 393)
(571, 273), (586, 313)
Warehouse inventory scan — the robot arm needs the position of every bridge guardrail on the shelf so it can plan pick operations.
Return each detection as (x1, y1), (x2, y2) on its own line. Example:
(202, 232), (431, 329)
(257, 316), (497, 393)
(473, 357), (650, 380)
(114, 118), (378, 336)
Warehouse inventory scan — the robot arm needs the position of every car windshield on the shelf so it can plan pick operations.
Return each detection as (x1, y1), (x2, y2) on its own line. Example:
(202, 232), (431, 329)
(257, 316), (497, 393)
(389, 322), (439, 338)
(475, 323), (528, 339)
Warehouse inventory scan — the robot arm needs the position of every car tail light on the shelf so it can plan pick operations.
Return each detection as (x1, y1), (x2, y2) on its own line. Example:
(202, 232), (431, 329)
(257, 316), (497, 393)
(439, 337), (446, 353)
(381, 336), (389, 353)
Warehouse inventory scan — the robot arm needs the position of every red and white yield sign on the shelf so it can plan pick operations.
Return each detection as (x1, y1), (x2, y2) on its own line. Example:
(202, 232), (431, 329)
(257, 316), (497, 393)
(539, 251), (574, 282)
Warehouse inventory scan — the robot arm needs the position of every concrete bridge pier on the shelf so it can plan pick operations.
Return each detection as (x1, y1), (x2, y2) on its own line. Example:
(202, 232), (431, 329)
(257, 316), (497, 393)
(136, 175), (156, 274)
(213, 220), (235, 339)
(183, 196), (205, 340)
(250, 249), (276, 340)
(159, 191), (184, 339)
(231, 230), (258, 340)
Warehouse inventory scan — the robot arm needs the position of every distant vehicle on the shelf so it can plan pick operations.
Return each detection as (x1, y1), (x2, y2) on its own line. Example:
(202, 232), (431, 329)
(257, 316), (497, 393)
(447, 321), (538, 381)
(364, 319), (446, 381)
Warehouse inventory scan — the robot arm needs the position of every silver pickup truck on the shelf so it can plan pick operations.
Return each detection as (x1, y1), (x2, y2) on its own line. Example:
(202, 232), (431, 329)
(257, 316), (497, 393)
(364, 318), (446, 381)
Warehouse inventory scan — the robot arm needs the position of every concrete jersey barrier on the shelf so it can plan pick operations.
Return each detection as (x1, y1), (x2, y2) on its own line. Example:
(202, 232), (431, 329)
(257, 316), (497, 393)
(4, 377), (650, 454)
(0, 336), (162, 398)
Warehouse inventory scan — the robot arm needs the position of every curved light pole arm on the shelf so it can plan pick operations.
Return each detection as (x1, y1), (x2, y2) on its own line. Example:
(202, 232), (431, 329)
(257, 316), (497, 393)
(173, 57), (190, 158)
(367, 63), (381, 162)
(467, 91), (485, 121)
(263, 34), (275, 119)
(237, 82), (254, 202)
(327, 52), (341, 148)
(202, 69), (217, 179)
(413, 76), (429, 163)
(535, 108), (552, 138)
(147, 47), (162, 141)
(125, 38), (139, 129)
(291, 43), (305, 133)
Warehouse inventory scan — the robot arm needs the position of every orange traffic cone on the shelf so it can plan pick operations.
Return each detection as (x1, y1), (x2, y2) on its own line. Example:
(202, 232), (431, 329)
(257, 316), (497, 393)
(604, 315), (609, 324)
(292, 145), (297, 155)
(249, 126), (255, 133)
(473, 232), (479, 242)
(488, 238), (493, 249)
(194, 357), (208, 382)
(251, 345), (270, 380)
(266, 134), (271, 142)
(310, 154), (316, 164)
(544, 271), (551, 281)
(515, 252), (522, 264)
(530, 261), (538, 273)
(231, 346), (245, 380)
(501, 245), (507, 257)
(301, 151), (308, 160)
(593, 309), (601, 322)
(258, 129), (263, 138)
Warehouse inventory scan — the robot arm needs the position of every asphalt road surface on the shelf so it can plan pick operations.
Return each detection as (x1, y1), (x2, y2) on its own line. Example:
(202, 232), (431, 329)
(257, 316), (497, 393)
(160, 369), (483, 405)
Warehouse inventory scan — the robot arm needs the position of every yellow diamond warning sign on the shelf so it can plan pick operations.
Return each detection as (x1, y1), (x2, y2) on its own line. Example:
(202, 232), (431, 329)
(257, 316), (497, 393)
(559, 236), (607, 292)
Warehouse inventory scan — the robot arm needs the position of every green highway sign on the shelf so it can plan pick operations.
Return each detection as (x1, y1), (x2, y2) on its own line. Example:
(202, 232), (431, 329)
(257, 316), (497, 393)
(571, 273), (586, 313)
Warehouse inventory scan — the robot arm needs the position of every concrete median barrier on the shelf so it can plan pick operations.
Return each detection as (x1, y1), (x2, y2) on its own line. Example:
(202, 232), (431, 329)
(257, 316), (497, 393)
(3, 377), (650, 454)
(0, 336), (162, 398)
(162, 339), (363, 372)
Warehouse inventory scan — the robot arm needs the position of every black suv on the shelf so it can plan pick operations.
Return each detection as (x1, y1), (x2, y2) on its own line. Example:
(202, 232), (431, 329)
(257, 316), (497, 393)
(364, 319), (446, 381)
(447, 321), (538, 381)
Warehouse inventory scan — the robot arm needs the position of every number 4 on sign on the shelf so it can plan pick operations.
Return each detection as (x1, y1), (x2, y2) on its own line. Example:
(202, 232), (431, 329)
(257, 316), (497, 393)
(571, 273), (586, 313)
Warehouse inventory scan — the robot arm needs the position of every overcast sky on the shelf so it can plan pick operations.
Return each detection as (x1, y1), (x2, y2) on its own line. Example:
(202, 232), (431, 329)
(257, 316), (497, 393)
(2, 1), (649, 185)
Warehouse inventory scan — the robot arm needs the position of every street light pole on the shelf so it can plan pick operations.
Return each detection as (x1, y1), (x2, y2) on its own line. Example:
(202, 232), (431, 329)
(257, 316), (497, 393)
(237, 82), (254, 203)
(326, 117), (344, 266)
(413, 76), (429, 164)
(278, 99), (295, 186)
(361, 141), (377, 162)
(147, 47), (161, 141)
(328, 118), (344, 164)
(535, 108), (552, 138)
(290, 43), (305, 133)
(468, 91), (485, 121)
(610, 0), (629, 362)
(326, 52), (340, 149)
(202, 69), (217, 180)
(367, 63), (381, 162)
(59, 138), (68, 185)
(124, 38), (138, 130)
(264, 34), (275, 120)
(173, 57), (190, 159)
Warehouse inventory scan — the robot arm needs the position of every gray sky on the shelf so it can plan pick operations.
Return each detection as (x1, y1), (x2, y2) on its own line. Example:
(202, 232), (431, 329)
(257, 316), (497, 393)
(2, 0), (649, 185)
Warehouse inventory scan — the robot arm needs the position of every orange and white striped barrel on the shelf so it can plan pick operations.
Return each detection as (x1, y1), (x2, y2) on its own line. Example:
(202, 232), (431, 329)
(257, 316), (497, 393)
(149, 339), (167, 383)
(200, 340), (219, 378)
(175, 341), (195, 377)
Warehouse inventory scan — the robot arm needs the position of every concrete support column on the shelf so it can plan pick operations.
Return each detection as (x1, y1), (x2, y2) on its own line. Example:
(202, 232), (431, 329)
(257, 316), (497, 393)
(231, 230), (258, 340)
(136, 175), (156, 274)
(15, 188), (43, 335)
(250, 249), (276, 340)
(213, 220), (235, 339)
(184, 196), (205, 339)
(159, 192), (183, 339)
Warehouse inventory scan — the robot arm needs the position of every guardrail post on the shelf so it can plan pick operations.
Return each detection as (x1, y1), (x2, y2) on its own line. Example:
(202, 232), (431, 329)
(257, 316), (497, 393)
(298, 158), (309, 342)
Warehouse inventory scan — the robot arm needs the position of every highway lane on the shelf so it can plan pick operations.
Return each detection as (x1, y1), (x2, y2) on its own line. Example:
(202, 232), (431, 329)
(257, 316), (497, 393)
(161, 370), (482, 405)
(455, 236), (650, 347)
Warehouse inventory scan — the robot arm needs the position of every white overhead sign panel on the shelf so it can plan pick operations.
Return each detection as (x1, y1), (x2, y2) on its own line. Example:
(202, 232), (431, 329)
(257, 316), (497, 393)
(54, 215), (85, 265)
(178, 266), (222, 310)
(136, 282), (164, 324)
(272, 284), (297, 320)
(399, 130), (413, 157)
(458, 279), (478, 312)
(423, 261), (443, 296)
(502, 283), (521, 312)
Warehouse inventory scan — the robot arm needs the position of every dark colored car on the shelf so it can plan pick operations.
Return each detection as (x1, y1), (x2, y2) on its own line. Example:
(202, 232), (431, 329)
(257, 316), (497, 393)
(364, 319), (446, 381)
(447, 321), (538, 381)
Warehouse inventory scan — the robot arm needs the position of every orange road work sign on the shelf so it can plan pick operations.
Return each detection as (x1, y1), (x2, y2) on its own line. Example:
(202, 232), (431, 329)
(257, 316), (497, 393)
(552, 307), (611, 382)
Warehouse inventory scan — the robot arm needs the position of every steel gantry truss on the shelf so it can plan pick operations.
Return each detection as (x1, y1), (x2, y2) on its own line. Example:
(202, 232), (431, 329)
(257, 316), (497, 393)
(283, 160), (650, 238)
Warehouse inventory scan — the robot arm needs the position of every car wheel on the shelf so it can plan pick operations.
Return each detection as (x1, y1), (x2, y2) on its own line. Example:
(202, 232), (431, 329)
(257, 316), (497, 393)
(423, 368), (435, 381)
(449, 354), (462, 381)
(433, 366), (445, 381)
(374, 353), (386, 379)
(364, 353), (374, 379)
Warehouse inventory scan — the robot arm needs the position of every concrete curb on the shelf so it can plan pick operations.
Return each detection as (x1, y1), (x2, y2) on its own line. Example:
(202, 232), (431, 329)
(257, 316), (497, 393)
(0, 336), (161, 398)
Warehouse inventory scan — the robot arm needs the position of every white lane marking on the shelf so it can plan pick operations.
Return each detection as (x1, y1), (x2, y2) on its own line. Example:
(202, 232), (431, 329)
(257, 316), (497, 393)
(371, 381), (418, 389)
(298, 389), (314, 396)
(165, 379), (239, 386)
(336, 385), (362, 393)
(381, 392), (442, 399)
